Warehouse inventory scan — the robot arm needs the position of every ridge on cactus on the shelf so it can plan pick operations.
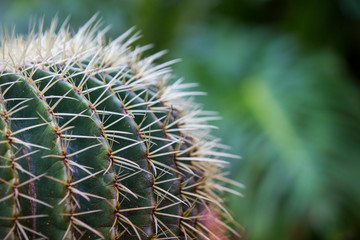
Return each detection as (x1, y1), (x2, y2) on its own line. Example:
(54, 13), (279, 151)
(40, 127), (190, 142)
(0, 16), (242, 240)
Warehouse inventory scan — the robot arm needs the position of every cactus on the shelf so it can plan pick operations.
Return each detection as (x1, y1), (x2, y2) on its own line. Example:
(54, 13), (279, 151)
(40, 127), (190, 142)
(0, 17), (241, 239)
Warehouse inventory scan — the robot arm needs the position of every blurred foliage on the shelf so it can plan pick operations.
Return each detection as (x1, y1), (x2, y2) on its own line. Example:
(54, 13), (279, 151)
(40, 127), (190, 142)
(1, 0), (360, 239)
(173, 25), (360, 239)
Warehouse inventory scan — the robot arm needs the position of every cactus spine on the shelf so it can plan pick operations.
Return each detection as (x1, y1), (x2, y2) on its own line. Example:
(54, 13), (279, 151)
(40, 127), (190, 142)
(0, 17), (241, 239)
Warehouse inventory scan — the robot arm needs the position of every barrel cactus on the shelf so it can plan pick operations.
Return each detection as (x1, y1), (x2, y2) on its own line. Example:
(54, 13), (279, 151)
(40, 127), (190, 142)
(0, 17), (241, 239)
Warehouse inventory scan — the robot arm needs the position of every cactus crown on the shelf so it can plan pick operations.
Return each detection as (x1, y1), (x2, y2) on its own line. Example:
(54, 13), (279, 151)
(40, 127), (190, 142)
(0, 16), (241, 239)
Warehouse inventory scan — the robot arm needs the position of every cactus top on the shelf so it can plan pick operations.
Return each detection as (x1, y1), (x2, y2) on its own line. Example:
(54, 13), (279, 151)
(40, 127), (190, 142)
(0, 16), (241, 239)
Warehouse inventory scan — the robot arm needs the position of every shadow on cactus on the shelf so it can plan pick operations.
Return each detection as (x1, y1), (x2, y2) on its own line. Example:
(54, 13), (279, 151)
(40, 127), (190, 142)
(0, 16), (242, 239)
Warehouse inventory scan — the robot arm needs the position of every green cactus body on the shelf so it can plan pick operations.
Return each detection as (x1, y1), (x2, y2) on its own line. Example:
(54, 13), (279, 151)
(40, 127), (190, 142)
(0, 17), (240, 239)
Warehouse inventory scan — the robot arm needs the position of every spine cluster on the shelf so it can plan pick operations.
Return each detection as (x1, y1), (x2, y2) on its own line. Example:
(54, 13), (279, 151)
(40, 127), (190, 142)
(0, 17), (241, 239)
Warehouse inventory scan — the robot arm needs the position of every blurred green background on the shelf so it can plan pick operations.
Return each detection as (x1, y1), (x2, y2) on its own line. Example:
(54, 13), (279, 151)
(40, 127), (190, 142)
(1, 0), (360, 239)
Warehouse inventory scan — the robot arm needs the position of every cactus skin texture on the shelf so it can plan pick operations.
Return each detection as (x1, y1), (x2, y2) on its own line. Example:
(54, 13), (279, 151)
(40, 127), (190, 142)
(0, 17), (241, 240)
